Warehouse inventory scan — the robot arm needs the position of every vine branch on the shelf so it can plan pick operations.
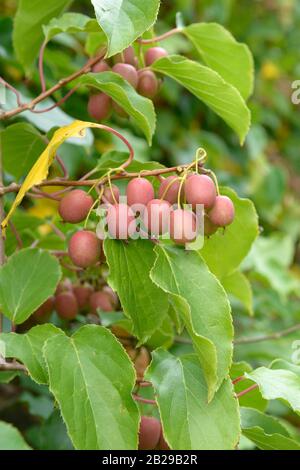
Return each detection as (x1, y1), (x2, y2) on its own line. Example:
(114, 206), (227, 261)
(0, 49), (106, 121)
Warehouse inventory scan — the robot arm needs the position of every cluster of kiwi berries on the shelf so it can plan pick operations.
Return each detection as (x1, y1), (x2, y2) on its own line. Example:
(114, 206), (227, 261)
(57, 172), (235, 266)
(31, 278), (117, 324)
(88, 46), (168, 121)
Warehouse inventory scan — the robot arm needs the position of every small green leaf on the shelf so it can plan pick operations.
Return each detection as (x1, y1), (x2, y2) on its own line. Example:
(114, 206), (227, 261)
(91, 0), (160, 57)
(201, 187), (259, 279)
(0, 248), (61, 324)
(241, 408), (300, 450)
(13, 0), (72, 70)
(78, 72), (156, 144)
(151, 55), (251, 144)
(0, 123), (46, 180)
(104, 240), (169, 343)
(43, 325), (139, 450)
(0, 324), (63, 384)
(0, 421), (31, 450)
(246, 367), (300, 413)
(222, 270), (253, 315)
(43, 12), (101, 41)
(150, 245), (233, 400)
(146, 350), (240, 450)
(184, 23), (254, 100)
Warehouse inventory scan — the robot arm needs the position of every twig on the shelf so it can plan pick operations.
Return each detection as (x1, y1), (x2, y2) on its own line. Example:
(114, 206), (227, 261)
(0, 360), (27, 373)
(132, 394), (157, 405)
(0, 49), (106, 121)
(38, 40), (47, 93)
(55, 154), (68, 179)
(137, 28), (181, 44)
(0, 77), (23, 107)
(0, 162), (196, 196)
(236, 384), (258, 399)
(8, 221), (23, 249)
(234, 324), (300, 345)
(31, 85), (79, 114)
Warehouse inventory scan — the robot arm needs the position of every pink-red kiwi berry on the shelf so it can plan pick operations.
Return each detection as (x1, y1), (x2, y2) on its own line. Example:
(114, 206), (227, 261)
(88, 93), (112, 121)
(58, 189), (94, 224)
(145, 47), (168, 66)
(68, 230), (102, 268)
(55, 291), (78, 320)
(138, 416), (162, 450)
(209, 195), (235, 227)
(106, 203), (136, 239)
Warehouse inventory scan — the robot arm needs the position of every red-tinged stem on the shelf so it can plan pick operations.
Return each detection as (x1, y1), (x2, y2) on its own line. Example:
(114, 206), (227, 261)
(137, 28), (181, 44)
(0, 49), (106, 121)
(132, 394), (157, 405)
(31, 85), (79, 114)
(8, 221), (23, 249)
(38, 40), (47, 93)
(137, 381), (152, 388)
(48, 222), (66, 241)
(0, 76), (23, 107)
(55, 154), (68, 179)
(236, 384), (258, 399)
(232, 375), (246, 385)
(0, 146), (4, 332)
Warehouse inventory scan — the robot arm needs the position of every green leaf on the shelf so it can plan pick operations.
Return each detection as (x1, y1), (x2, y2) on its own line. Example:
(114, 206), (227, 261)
(151, 55), (251, 144)
(43, 12), (100, 41)
(146, 350), (240, 450)
(0, 123), (46, 180)
(150, 245), (233, 400)
(0, 324), (63, 384)
(43, 325), (139, 450)
(104, 240), (169, 343)
(13, 0), (72, 70)
(78, 72), (156, 144)
(241, 408), (300, 450)
(246, 367), (300, 413)
(222, 270), (253, 315)
(184, 23), (254, 100)
(0, 248), (61, 325)
(0, 421), (31, 450)
(91, 0), (160, 57)
(201, 187), (259, 279)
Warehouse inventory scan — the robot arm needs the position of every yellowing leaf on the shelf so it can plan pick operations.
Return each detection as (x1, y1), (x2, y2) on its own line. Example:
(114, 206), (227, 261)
(1, 120), (113, 232)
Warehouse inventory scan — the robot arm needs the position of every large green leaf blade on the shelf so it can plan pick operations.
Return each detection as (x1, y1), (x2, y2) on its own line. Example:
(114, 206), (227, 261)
(13, 0), (72, 70)
(151, 55), (251, 144)
(43, 325), (139, 450)
(150, 245), (233, 399)
(104, 240), (169, 343)
(0, 324), (63, 384)
(146, 350), (240, 450)
(184, 23), (254, 100)
(0, 421), (31, 450)
(0, 248), (61, 324)
(91, 0), (160, 57)
(201, 187), (259, 279)
(78, 72), (156, 144)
